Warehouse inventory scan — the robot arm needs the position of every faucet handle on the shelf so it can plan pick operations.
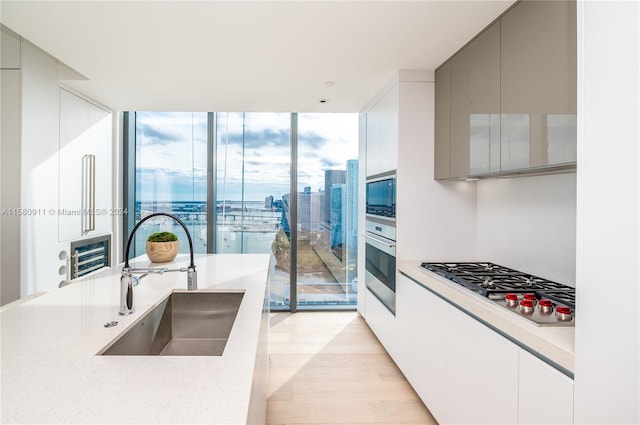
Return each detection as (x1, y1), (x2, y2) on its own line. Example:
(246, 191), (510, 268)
(119, 274), (134, 315)
(187, 266), (198, 291)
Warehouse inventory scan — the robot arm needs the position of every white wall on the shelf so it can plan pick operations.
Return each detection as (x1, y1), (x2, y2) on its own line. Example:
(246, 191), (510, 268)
(476, 173), (577, 285)
(20, 39), (62, 296)
(574, 1), (639, 423)
(373, 71), (478, 263)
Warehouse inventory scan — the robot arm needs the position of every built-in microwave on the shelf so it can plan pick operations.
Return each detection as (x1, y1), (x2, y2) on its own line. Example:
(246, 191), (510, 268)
(366, 172), (396, 221)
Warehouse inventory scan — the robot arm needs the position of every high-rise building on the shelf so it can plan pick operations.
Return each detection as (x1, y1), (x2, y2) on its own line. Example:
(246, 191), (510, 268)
(298, 189), (323, 232)
(330, 184), (345, 260)
(281, 194), (290, 237)
(265, 195), (274, 209)
(324, 169), (345, 225)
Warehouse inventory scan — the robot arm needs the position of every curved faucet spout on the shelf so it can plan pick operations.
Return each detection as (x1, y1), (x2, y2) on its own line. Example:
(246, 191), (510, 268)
(120, 212), (198, 315)
(124, 212), (196, 270)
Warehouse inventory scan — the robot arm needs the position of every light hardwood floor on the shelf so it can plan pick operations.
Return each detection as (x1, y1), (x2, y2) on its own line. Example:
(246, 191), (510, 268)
(267, 312), (438, 425)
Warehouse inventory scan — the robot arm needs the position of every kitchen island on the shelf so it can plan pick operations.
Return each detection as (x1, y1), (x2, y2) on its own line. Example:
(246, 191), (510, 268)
(0, 253), (270, 425)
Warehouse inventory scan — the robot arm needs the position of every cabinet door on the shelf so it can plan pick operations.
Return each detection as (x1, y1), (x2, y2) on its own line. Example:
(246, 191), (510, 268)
(500, 0), (577, 171)
(364, 288), (400, 359)
(450, 22), (501, 178)
(446, 306), (519, 424)
(58, 89), (113, 242)
(519, 350), (573, 424)
(366, 85), (398, 176)
(397, 275), (449, 423)
(434, 62), (451, 180)
(1, 25), (21, 69)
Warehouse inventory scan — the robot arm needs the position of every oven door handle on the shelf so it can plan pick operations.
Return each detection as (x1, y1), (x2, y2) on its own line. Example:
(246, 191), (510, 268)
(364, 233), (396, 248)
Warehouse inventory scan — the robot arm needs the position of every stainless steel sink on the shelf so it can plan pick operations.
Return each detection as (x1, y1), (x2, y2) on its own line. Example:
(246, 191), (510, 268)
(100, 291), (244, 356)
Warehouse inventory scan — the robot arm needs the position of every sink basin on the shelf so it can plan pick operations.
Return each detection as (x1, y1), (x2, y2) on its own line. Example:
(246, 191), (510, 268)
(100, 291), (244, 356)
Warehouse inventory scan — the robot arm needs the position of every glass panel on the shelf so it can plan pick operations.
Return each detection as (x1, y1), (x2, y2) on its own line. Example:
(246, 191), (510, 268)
(469, 113), (500, 175)
(500, 113), (530, 171)
(134, 112), (207, 258)
(547, 114), (577, 165)
(215, 112), (291, 310)
(296, 113), (359, 309)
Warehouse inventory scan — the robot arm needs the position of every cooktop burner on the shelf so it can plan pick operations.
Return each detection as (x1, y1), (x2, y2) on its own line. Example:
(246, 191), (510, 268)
(420, 262), (575, 326)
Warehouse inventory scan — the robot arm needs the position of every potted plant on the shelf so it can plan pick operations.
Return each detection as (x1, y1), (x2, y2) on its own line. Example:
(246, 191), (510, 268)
(146, 231), (179, 263)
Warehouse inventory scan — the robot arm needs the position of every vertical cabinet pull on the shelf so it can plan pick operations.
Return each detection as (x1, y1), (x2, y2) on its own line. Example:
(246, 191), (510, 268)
(82, 154), (96, 232)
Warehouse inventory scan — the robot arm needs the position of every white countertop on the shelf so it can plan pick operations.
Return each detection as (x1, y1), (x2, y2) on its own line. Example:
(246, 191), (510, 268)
(399, 260), (575, 373)
(0, 253), (270, 424)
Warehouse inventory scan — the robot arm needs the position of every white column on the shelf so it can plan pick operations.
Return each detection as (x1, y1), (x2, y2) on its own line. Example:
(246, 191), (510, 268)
(574, 1), (640, 424)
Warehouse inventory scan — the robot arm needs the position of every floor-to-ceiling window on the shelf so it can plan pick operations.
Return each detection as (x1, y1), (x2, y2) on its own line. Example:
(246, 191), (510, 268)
(215, 112), (292, 309)
(132, 112), (207, 257)
(296, 113), (359, 309)
(125, 112), (358, 311)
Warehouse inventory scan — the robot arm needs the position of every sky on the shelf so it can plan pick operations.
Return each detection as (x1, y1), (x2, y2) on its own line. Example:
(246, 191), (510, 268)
(135, 111), (358, 202)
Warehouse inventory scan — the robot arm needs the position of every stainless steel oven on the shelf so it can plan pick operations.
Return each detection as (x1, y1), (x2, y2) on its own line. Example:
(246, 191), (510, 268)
(365, 218), (396, 313)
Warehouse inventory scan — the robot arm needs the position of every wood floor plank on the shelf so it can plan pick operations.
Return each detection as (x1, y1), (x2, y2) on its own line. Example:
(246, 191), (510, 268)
(289, 381), (422, 402)
(270, 353), (396, 369)
(268, 399), (377, 424)
(267, 312), (438, 425)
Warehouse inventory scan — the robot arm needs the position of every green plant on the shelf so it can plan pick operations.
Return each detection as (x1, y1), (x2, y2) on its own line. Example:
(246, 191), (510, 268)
(147, 231), (178, 242)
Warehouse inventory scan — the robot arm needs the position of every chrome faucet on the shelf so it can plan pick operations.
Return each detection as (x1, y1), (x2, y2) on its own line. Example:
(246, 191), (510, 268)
(120, 212), (198, 315)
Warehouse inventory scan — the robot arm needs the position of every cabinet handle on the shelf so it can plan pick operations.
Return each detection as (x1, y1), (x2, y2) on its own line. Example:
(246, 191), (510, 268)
(83, 154), (96, 232)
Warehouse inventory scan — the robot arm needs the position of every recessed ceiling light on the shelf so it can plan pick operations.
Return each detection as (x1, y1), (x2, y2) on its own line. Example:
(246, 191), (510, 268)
(324, 81), (335, 87)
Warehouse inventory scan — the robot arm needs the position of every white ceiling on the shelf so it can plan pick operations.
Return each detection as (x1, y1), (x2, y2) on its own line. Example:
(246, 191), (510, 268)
(1, 1), (514, 112)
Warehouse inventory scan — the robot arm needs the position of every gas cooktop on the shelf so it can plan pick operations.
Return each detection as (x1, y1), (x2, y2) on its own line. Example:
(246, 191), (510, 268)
(420, 262), (575, 326)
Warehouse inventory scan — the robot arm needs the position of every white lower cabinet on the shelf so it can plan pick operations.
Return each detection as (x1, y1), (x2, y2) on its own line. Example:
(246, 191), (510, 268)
(364, 289), (406, 364)
(390, 274), (573, 425)
(397, 274), (449, 422)
(446, 302), (519, 424)
(518, 349), (573, 424)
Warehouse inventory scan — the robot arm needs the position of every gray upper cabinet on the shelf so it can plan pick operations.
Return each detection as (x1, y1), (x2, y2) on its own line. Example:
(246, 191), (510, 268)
(500, 0), (577, 171)
(1, 25), (21, 69)
(434, 0), (576, 179)
(450, 22), (501, 178)
(434, 62), (451, 180)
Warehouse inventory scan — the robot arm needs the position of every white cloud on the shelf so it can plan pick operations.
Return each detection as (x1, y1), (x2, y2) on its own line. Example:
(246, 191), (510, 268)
(136, 111), (358, 202)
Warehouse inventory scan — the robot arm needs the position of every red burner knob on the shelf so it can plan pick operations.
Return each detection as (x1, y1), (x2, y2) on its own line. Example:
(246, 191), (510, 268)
(538, 299), (553, 314)
(556, 306), (573, 321)
(523, 293), (537, 306)
(505, 293), (518, 308)
(519, 299), (534, 314)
